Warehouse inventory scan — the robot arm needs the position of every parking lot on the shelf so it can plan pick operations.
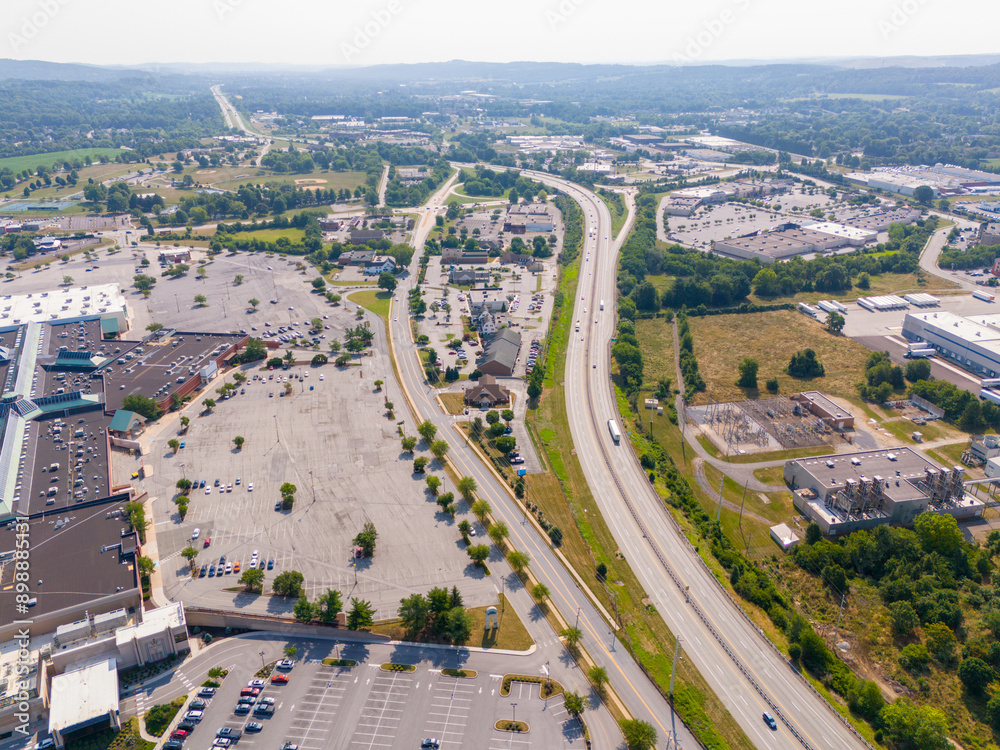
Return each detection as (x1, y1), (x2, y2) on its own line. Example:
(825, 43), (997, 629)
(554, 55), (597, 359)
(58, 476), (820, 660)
(181, 658), (586, 750)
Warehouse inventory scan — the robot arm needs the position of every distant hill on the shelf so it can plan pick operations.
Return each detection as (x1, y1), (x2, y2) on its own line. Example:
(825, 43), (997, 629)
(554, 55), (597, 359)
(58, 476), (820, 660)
(0, 58), (152, 81)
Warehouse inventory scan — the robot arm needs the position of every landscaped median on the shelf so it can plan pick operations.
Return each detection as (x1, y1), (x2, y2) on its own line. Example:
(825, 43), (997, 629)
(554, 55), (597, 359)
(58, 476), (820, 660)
(380, 662), (416, 673)
(322, 657), (358, 667)
(500, 673), (563, 699)
(441, 668), (477, 678)
(494, 719), (530, 733)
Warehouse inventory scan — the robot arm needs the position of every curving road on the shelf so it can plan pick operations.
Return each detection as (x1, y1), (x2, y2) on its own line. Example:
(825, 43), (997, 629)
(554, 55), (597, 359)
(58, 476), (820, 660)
(527, 171), (869, 750)
(387, 177), (702, 748)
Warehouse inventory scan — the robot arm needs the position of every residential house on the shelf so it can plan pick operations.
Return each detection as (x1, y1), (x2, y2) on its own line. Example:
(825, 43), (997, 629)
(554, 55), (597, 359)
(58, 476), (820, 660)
(363, 255), (396, 276)
(464, 375), (511, 408)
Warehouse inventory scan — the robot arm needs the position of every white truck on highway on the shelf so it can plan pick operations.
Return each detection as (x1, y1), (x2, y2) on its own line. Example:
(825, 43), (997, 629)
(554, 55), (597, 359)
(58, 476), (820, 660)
(608, 419), (621, 444)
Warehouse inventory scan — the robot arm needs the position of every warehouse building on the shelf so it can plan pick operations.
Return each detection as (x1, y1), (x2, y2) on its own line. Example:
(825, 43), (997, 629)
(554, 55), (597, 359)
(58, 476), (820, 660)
(478, 328), (521, 376)
(784, 447), (983, 536)
(902, 310), (1000, 378)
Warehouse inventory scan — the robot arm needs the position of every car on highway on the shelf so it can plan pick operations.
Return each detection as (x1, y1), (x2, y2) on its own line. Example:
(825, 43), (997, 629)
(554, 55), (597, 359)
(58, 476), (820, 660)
(762, 712), (777, 730)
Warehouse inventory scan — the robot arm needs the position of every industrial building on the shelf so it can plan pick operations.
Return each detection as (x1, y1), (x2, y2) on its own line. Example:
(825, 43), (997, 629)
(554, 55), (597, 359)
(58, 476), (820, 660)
(785, 447), (983, 536)
(0, 284), (128, 333)
(902, 310), (1000, 379)
(980, 222), (1000, 247)
(712, 220), (884, 263)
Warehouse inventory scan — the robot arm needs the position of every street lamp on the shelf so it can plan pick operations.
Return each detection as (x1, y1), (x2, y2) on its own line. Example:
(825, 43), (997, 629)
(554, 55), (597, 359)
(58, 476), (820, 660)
(259, 650), (265, 668)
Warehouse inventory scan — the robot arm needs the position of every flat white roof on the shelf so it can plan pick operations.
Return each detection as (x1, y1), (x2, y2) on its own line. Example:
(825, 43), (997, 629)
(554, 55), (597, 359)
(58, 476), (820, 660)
(49, 656), (119, 734)
(804, 222), (876, 241)
(0, 283), (125, 326)
(908, 310), (1000, 343)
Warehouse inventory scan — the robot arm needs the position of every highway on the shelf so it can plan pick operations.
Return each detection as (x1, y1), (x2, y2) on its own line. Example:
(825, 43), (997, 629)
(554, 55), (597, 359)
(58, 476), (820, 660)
(388, 177), (702, 748)
(518, 171), (870, 750)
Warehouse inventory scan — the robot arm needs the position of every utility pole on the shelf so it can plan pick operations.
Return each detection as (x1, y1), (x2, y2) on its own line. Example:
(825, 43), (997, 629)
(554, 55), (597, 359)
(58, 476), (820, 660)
(835, 591), (847, 644)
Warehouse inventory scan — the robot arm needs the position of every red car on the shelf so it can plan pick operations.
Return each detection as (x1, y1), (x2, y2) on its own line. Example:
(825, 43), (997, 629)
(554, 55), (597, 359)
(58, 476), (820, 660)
(271, 674), (289, 684)
(170, 730), (188, 740)
(203, 537), (211, 548)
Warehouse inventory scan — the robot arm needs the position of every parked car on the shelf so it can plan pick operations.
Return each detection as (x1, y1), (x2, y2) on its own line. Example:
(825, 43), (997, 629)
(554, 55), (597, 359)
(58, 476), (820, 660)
(271, 674), (289, 684)
(199, 565), (207, 578)
(198, 687), (216, 698)
(248, 678), (266, 688)
(276, 659), (294, 670)
(183, 710), (203, 722)
(216, 728), (241, 739)
(234, 704), (250, 716)
(244, 722), (263, 733)
(189, 699), (207, 710)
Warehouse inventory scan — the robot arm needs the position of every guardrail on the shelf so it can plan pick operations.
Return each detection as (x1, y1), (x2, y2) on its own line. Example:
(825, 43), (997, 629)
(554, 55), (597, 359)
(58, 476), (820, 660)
(579, 225), (872, 750)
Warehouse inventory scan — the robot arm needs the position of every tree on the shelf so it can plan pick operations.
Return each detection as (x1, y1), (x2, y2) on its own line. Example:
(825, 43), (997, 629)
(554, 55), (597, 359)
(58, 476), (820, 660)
(233, 435), (245, 450)
(501, 409), (515, 423)
(429, 439), (449, 464)
(924, 622), (958, 664)
(889, 601), (919, 637)
(181, 547), (199, 565)
(752, 267), (779, 297)
(456, 476), (477, 502)
(248, 297), (260, 310)
(620, 719), (657, 750)
(194, 294), (207, 307)
(204, 398), (216, 412)
(401, 435), (417, 453)
(879, 699), (949, 750)
(311, 354), (328, 365)
(347, 598), (375, 630)
(426, 475), (442, 495)
(471, 499), (491, 520)
(237, 337), (266, 364)
(458, 519), (472, 538)
(398, 593), (430, 634)
(122, 394), (161, 421)
(293, 595), (314, 623)
(736, 357), (758, 389)
(485, 410), (500, 425)
(563, 690), (585, 718)
(561, 626), (582, 649)
(413, 456), (429, 473)
(787, 349), (825, 379)
(417, 420), (437, 442)
(377, 272), (397, 292)
(531, 583), (549, 602)
(137, 556), (155, 579)
(445, 606), (473, 644)
(904, 358), (931, 382)
(239, 568), (264, 593)
(233, 274), (244, 286)
(272, 570), (305, 598)
(913, 185), (935, 205)
(467, 544), (490, 566)
(176, 477), (192, 491)
(958, 656), (993, 695)
(315, 589), (344, 623)
(914, 512), (963, 556)
(354, 522), (378, 557)
(311, 277), (326, 291)
(62, 274), (74, 286)
(960, 398), (985, 433)
(588, 665), (608, 691)
(508, 550), (530, 574)
(133, 274), (157, 294)
(168, 439), (180, 453)
(488, 521), (509, 549)
(824, 311), (845, 334)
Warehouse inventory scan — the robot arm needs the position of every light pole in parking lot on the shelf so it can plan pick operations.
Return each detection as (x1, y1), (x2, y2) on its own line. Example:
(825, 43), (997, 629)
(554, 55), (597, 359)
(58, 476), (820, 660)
(259, 650), (265, 668)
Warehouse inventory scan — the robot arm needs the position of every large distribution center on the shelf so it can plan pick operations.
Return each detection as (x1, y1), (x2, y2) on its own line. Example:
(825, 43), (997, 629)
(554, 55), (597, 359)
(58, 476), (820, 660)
(902, 310), (1000, 378)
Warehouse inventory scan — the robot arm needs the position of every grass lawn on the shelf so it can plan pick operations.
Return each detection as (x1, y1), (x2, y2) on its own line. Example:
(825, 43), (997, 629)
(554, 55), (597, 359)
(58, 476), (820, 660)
(597, 191), (627, 237)
(0, 148), (127, 174)
(370, 594), (532, 650)
(439, 392), (466, 415)
(926, 440), (971, 467)
(215, 169), (366, 192)
(349, 289), (392, 321)
(526, 263), (755, 750)
(225, 227), (306, 243)
(680, 310), (873, 405)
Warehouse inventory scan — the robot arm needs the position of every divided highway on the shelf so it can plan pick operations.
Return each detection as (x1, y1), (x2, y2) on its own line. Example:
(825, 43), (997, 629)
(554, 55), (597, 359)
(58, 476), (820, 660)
(529, 171), (869, 750)
(388, 178), (701, 748)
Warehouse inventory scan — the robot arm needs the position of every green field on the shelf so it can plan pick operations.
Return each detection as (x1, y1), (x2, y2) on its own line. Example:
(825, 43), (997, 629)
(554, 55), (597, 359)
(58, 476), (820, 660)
(348, 289), (392, 321)
(0, 148), (127, 174)
(225, 228), (306, 243)
(215, 169), (366, 192)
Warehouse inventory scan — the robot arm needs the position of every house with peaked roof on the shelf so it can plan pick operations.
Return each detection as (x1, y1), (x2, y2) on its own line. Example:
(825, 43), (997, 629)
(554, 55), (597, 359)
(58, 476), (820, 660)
(464, 375), (510, 408)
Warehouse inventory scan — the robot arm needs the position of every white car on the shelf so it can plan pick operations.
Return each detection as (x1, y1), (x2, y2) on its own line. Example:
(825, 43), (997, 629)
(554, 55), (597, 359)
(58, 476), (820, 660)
(205, 487), (211, 495)
(248, 483), (254, 491)
(192, 528), (200, 540)
(249, 559), (257, 569)
(248, 678), (266, 688)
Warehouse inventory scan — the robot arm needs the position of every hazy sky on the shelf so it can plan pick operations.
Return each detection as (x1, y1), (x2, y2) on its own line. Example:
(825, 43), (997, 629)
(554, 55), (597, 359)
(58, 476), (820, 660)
(4, 0), (996, 68)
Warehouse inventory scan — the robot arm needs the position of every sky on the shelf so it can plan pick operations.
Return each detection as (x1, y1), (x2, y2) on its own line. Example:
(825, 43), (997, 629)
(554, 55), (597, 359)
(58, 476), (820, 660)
(3, 0), (997, 69)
